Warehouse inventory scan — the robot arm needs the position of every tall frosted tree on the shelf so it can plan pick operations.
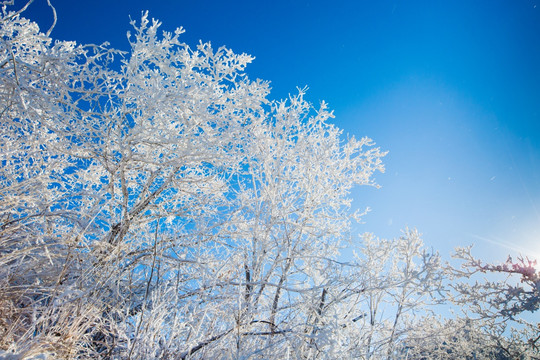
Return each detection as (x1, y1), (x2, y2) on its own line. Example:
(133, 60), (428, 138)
(0, 5), (385, 358)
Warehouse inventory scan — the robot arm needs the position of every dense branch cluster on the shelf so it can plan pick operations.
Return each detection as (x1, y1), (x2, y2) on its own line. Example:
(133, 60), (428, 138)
(0, 4), (538, 359)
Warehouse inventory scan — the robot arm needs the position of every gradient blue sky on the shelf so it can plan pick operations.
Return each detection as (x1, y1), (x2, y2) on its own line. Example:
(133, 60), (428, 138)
(22, 0), (540, 265)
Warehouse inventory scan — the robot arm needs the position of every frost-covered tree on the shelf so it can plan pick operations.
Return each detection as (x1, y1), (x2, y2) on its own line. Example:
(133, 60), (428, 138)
(0, 3), (385, 358)
(303, 229), (446, 359)
(1, 2), (537, 360)
(445, 248), (540, 359)
(400, 250), (540, 360)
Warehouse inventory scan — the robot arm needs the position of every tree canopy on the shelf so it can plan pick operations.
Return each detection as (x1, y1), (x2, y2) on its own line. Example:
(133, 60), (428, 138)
(0, 3), (538, 359)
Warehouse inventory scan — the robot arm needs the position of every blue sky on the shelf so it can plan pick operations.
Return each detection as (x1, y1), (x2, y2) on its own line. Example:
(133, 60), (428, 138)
(23, 0), (540, 264)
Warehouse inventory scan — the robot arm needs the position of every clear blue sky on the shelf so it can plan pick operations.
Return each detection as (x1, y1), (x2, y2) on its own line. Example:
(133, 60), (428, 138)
(22, 0), (540, 264)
